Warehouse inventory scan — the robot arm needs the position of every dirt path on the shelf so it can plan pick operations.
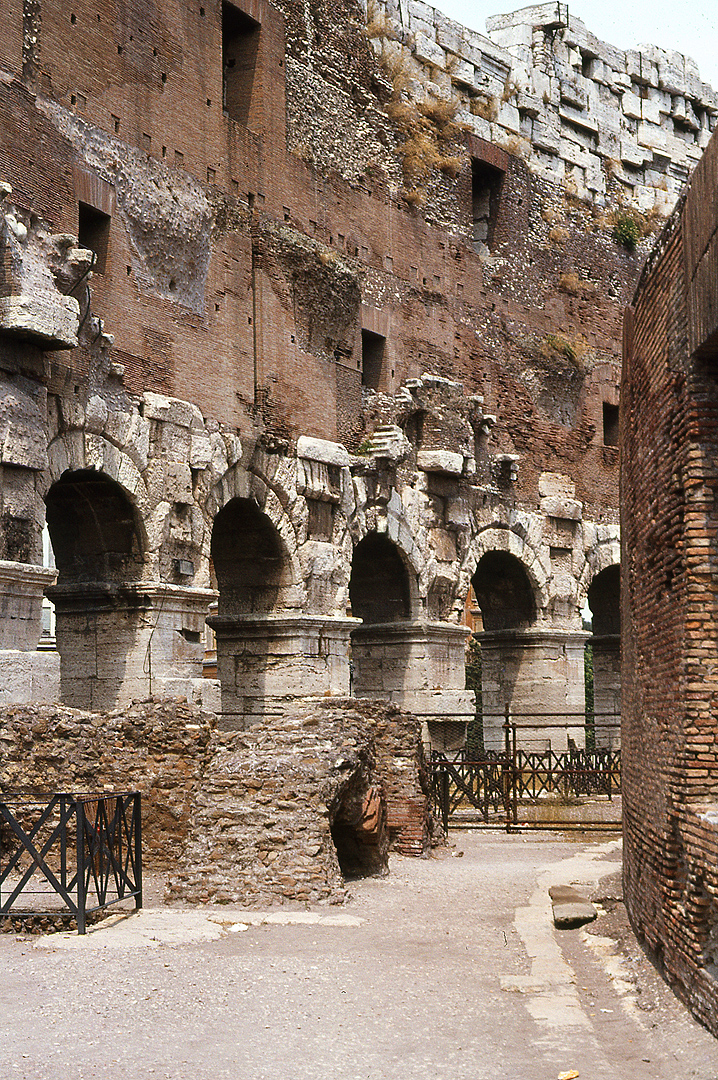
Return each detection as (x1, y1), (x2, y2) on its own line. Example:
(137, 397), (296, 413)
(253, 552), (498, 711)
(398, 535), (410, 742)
(2, 831), (717, 1080)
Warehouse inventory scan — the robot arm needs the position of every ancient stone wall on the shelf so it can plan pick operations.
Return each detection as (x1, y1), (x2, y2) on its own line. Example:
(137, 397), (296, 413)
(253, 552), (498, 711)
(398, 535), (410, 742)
(0, 697), (429, 904)
(375, 0), (716, 212)
(0, 700), (214, 867)
(622, 125), (718, 1034)
(0, 0), (702, 738)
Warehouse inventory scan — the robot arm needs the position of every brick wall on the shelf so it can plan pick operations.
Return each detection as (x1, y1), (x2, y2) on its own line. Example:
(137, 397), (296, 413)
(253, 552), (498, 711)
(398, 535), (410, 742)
(622, 125), (718, 1033)
(0, 0), (646, 522)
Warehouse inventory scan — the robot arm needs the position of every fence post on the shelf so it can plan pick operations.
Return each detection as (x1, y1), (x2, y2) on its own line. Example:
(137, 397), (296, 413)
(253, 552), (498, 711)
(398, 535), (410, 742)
(503, 705), (512, 833)
(440, 769), (450, 835)
(133, 793), (143, 912)
(76, 799), (86, 935)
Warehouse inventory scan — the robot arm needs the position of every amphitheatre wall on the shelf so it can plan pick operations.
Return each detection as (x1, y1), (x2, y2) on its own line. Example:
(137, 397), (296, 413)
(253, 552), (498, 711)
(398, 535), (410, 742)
(0, 1), (707, 743)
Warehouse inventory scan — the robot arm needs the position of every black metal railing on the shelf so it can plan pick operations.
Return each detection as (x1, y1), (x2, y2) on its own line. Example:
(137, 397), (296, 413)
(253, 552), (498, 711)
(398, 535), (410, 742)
(430, 711), (621, 832)
(0, 792), (142, 933)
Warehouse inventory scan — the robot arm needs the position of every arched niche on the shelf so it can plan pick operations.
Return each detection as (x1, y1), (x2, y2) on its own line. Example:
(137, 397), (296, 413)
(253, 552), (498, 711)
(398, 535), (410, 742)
(587, 564), (620, 637)
(45, 469), (145, 586)
(211, 497), (289, 616)
(471, 551), (536, 631)
(43, 470), (151, 710)
(587, 564), (621, 745)
(349, 533), (412, 624)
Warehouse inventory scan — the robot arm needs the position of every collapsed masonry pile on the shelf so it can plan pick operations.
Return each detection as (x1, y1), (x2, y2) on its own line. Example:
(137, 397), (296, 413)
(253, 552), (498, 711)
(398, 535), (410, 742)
(0, 697), (430, 906)
(168, 698), (431, 907)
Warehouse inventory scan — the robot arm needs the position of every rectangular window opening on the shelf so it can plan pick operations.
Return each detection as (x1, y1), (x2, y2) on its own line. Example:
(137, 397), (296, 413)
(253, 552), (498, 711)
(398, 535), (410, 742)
(222, 1), (260, 126)
(78, 201), (111, 274)
(471, 158), (503, 253)
(603, 402), (619, 447)
(361, 329), (385, 391)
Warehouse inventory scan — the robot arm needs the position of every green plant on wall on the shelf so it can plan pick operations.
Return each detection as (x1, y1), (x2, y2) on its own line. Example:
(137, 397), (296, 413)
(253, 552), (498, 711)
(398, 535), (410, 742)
(612, 212), (641, 250)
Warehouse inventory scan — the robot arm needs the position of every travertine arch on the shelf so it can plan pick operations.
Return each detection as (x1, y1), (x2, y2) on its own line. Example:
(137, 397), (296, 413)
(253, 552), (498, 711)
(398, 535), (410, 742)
(578, 523), (620, 608)
(44, 432), (151, 563)
(460, 526), (550, 619)
(349, 516), (422, 620)
(208, 461), (304, 599)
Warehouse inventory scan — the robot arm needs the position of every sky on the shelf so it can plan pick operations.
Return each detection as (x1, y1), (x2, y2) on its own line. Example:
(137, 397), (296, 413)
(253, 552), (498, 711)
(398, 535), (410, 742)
(433, 1), (718, 91)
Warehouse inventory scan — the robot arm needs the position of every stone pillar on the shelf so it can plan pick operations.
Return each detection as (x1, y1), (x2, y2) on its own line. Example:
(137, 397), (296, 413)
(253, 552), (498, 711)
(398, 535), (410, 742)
(591, 633), (621, 748)
(350, 621), (474, 752)
(208, 614), (358, 729)
(479, 628), (590, 751)
(0, 560), (60, 704)
(47, 582), (218, 711)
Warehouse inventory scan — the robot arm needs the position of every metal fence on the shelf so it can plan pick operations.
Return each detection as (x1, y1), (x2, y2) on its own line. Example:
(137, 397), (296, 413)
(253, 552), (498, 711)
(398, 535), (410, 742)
(0, 792), (142, 933)
(430, 712), (621, 832)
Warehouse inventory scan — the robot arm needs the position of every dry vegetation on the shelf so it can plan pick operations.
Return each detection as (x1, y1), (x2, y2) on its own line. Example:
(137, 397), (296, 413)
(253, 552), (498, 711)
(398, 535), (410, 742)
(365, 1), (467, 204)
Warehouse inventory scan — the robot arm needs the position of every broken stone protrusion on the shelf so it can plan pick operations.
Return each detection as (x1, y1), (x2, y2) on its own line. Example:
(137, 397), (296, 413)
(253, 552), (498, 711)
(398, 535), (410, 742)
(549, 884), (597, 928)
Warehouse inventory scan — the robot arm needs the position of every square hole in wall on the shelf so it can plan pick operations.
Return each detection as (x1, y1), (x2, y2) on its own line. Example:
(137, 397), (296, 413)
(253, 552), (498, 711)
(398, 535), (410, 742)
(471, 158), (504, 252)
(78, 201), (111, 273)
(222, 1), (260, 126)
(361, 329), (385, 391)
(603, 402), (619, 447)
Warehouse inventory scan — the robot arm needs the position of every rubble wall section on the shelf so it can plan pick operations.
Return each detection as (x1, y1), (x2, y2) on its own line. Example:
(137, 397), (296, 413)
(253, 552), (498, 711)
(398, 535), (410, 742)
(0, 698), (429, 904)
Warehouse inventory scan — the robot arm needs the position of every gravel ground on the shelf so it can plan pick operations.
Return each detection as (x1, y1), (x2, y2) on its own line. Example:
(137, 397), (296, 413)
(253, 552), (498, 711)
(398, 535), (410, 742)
(2, 830), (718, 1080)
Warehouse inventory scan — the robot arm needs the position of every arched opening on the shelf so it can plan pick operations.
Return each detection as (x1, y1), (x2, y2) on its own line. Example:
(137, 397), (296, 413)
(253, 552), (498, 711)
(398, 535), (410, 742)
(587, 564), (620, 637)
(470, 551), (544, 750)
(349, 533), (411, 624)
(211, 497), (288, 615)
(586, 565), (621, 747)
(349, 533), (416, 702)
(209, 497), (300, 728)
(472, 551), (535, 631)
(44, 469), (146, 709)
(329, 782), (388, 879)
(45, 469), (144, 586)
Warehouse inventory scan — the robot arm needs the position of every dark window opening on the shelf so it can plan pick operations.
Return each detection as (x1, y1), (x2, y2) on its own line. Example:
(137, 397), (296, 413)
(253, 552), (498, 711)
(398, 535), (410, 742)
(403, 409), (425, 448)
(361, 329), (385, 391)
(350, 533), (411, 624)
(472, 551), (535, 631)
(603, 402), (619, 447)
(222, 1), (260, 126)
(78, 202), (111, 274)
(471, 159), (503, 253)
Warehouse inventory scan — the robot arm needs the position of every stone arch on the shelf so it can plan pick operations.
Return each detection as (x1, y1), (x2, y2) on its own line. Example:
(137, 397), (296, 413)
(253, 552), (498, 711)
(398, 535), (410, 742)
(46, 432), (151, 519)
(45, 469), (146, 587)
(586, 562), (621, 744)
(578, 523), (620, 606)
(471, 550), (537, 631)
(208, 461), (303, 601)
(587, 564), (620, 637)
(462, 526), (549, 617)
(43, 467), (153, 710)
(349, 532), (413, 624)
(211, 496), (295, 616)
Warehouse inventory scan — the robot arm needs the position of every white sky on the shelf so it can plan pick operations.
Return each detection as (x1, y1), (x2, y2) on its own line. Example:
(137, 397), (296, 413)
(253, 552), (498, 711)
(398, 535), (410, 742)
(433, 2), (718, 91)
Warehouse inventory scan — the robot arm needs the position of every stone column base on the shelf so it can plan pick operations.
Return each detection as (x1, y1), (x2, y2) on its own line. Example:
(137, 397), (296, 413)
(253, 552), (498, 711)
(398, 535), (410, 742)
(591, 633), (621, 747)
(479, 628), (591, 751)
(208, 614), (359, 729)
(47, 582), (217, 711)
(0, 560), (57, 650)
(0, 649), (60, 705)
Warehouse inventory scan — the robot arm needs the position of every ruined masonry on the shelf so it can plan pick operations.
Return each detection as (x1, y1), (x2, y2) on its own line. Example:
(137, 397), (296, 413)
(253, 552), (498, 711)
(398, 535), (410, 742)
(0, 0), (709, 869)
